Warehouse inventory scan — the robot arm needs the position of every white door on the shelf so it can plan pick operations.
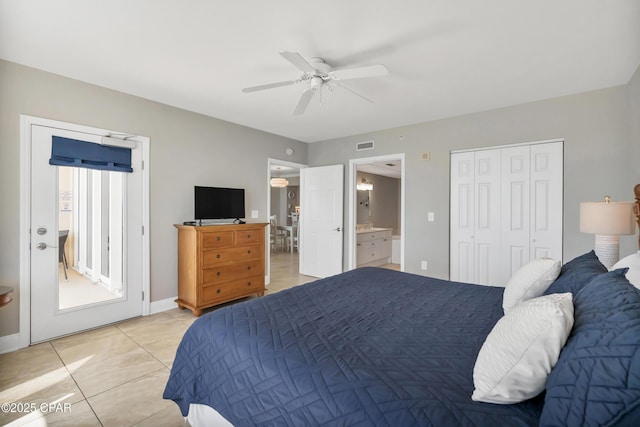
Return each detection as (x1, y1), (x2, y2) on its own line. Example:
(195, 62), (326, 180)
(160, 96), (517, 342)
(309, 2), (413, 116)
(30, 124), (144, 343)
(300, 165), (344, 277)
(450, 152), (475, 283)
(529, 142), (563, 260)
(474, 149), (502, 285)
(501, 145), (532, 279)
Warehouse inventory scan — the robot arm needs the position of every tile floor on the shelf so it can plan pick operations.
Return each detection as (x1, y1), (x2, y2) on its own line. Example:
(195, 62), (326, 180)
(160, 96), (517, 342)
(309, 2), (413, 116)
(0, 253), (397, 426)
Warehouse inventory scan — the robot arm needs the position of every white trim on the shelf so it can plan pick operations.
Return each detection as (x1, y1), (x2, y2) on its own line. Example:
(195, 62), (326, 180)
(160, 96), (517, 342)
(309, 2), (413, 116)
(18, 115), (151, 349)
(348, 153), (406, 272)
(450, 138), (564, 154)
(266, 158), (308, 284)
(149, 296), (179, 315)
(0, 333), (21, 355)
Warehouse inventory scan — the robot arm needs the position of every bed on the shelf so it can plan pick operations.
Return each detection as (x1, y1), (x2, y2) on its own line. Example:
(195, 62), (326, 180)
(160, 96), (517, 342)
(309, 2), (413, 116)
(164, 248), (640, 426)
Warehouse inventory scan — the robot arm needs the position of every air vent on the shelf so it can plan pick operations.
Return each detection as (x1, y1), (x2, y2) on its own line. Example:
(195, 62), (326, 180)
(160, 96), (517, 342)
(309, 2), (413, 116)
(356, 140), (374, 151)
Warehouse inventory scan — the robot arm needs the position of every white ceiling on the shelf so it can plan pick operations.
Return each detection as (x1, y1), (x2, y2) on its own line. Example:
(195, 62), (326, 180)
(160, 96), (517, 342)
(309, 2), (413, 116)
(1, 1), (638, 143)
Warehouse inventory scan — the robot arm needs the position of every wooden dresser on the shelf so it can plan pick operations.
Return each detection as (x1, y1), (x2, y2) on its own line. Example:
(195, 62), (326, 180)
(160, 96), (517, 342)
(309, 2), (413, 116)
(174, 223), (268, 316)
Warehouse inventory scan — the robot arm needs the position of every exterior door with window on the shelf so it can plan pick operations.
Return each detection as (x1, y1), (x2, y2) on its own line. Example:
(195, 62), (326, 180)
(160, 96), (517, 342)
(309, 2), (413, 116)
(30, 124), (144, 343)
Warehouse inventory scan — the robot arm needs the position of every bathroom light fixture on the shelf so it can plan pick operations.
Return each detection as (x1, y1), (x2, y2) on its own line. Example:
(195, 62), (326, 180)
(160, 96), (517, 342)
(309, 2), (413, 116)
(357, 178), (373, 191)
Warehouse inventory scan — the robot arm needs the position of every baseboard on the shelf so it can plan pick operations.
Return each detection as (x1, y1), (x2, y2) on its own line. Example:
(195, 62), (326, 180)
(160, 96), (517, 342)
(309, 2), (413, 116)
(149, 296), (179, 315)
(0, 333), (21, 355)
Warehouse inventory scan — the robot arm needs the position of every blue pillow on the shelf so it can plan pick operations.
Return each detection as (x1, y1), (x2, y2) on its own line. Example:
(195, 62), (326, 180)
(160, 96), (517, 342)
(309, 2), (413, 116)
(540, 269), (640, 427)
(544, 250), (607, 296)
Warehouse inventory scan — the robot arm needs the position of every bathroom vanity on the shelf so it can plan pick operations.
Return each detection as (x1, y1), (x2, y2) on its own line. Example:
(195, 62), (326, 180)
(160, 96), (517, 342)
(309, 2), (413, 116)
(356, 227), (392, 267)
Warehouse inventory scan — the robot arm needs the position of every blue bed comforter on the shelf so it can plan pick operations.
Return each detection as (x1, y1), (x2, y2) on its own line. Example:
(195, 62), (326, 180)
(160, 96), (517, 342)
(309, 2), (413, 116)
(164, 267), (543, 426)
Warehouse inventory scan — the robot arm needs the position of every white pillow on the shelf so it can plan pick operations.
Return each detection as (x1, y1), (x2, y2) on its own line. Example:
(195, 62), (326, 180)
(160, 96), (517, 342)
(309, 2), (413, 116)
(502, 258), (561, 313)
(611, 251), (640, 289)
(472, 292), (574, 404)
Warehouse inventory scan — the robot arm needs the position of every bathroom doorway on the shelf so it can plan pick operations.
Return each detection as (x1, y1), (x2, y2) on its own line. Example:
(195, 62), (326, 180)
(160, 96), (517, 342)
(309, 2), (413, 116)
(348, 154), (405, 271)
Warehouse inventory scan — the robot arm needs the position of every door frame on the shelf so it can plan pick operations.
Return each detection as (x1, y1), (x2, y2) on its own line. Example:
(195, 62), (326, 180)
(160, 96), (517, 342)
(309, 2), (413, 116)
(19, 115), (150, 348)
(348, 153), (405, 271)
(266, 158), (307, 285)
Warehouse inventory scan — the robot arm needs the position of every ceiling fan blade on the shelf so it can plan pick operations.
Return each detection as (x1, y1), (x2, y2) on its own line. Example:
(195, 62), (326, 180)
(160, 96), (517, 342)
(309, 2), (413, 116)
(280, 51), (316, 74)
(242, 80), (297, 93)
(292, 88), (316, 116)
(330, 64), (388, 81)
(331, 81), (373, 103)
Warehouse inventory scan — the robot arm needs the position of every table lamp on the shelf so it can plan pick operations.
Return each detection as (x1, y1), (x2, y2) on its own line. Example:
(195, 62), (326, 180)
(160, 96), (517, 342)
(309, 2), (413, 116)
(580, 195), (635, 269)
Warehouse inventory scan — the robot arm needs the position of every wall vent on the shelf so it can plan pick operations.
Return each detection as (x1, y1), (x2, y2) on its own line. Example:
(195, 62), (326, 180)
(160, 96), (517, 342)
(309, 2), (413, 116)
(356, 140), (374, 151)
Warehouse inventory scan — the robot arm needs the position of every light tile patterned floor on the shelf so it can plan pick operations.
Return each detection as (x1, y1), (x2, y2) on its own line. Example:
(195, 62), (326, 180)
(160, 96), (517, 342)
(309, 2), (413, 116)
(0, 253), (397, 426)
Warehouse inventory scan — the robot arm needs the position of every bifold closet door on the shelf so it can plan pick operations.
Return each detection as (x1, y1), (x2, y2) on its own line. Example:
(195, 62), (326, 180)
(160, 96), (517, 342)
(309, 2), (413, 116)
(501, 142), (563, 281)
(451, 141), (563, 286)
(450, 149), (501, 286)
(450, 152), (475, 283)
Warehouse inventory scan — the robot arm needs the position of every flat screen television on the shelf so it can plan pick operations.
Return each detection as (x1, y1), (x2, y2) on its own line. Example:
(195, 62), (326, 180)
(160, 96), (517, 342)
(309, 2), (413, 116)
(194, 186), (245, 222)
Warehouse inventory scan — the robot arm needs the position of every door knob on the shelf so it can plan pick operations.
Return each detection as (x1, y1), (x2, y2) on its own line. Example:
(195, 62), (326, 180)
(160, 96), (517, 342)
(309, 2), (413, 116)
(36, 242), (48, 250)
(333, 227), (341, 232)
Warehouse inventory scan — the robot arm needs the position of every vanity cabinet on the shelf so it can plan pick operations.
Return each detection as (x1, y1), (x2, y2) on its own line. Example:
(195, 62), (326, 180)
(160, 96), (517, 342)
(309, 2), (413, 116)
(356, 228), (392, 267)
(174, 223), (267, 316)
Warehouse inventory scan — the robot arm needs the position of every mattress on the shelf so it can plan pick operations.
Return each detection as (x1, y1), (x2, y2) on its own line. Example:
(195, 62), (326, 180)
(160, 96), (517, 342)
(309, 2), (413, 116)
(164, 267), (544, 426)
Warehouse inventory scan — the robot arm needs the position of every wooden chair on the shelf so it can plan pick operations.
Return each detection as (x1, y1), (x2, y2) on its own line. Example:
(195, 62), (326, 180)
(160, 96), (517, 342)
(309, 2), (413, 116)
(269, 215), (286, 252)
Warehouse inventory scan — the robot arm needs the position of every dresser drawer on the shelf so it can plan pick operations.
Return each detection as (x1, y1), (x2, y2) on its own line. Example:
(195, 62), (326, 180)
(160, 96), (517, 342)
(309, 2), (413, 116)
(202, 260), (263, 285)
(201, 231), (234, 249)
(202, 244), (261, 267)
(201, 275), (264, 305)
(236, 229), (262, 245)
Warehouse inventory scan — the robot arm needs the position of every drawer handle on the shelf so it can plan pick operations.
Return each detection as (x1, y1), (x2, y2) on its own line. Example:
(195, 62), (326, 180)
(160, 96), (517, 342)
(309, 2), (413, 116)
(247, 250), (251, 254)
(247, 234), (251, 238)
(247, 266), (251, 270)
(216, 254), (221, 259)
(216, 236), (221, 241)
(216, 289), (221, 294)
(247, 281), (251, 287)
(357, 243), (361, 247)
(216, 271), (221, 276)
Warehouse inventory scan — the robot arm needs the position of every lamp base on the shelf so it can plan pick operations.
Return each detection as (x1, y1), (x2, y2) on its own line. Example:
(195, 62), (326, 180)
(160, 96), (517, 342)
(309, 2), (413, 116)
(594, 234), (621, 269)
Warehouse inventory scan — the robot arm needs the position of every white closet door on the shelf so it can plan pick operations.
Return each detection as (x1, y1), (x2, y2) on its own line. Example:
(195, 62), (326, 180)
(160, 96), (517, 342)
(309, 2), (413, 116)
(474, 149), (502, 285)
(501, 146), (531, 281)
(450, 152), (475, 283)
(451, 140), (563, 286)
(530, 142), (563, 261)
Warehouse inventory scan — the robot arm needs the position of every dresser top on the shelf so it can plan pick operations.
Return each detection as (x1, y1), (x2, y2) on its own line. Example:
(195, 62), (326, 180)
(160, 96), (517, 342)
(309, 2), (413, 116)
(174, 223), (268, 231)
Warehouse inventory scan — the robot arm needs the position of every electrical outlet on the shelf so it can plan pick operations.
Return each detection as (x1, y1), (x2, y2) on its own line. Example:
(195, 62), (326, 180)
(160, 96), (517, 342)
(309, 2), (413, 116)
(421, 261), (428, 271)
(251, 210), (259, 219)
(428, 212), (435, 222)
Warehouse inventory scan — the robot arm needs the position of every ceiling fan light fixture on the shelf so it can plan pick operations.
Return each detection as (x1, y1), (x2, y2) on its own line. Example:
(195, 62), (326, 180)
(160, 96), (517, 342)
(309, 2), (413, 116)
(270, 177), (289, 188)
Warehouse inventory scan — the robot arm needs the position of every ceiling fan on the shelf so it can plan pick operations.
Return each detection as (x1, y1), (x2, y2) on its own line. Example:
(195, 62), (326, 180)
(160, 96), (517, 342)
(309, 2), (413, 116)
(242, 51), (388, 115)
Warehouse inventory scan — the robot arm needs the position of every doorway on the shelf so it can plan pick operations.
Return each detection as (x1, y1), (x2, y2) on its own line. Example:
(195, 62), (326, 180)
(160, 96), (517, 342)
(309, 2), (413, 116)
(266, 158), (306, 287)
(348, 154), (405, 271)
(20, 116), (150, 345)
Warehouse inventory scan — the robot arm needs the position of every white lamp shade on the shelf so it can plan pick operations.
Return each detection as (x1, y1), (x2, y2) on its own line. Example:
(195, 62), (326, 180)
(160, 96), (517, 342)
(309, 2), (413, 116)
(579, 201), (635, 235)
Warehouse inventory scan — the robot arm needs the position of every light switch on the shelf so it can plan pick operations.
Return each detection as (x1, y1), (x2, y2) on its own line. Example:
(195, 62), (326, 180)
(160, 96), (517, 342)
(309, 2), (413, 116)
(428, 212), (435, 222)
(251, 210), (259, 219)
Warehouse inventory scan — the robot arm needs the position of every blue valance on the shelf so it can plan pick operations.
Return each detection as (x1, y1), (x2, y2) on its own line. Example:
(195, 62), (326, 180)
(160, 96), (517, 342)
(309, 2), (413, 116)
(49, 136), (133, 173)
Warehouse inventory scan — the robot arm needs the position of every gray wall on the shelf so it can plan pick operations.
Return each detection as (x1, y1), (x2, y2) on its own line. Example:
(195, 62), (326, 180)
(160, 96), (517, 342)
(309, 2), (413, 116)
(0, 60), (308, 338)
(309, 65), (640, 278)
